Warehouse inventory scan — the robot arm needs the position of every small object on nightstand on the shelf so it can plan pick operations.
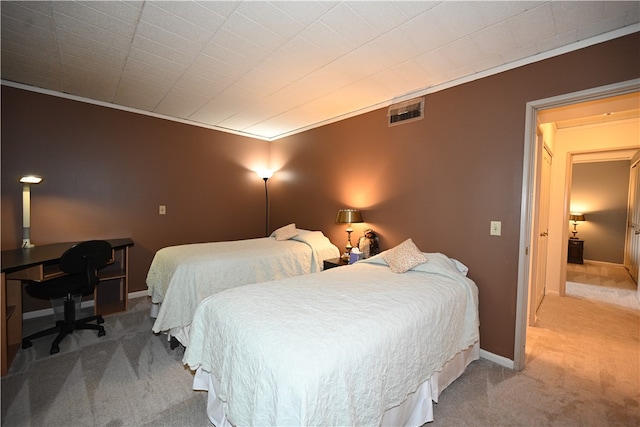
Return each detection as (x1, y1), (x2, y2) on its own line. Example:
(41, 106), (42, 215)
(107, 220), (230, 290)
(568, 239), (584, 264)
(323, 257), (349, 270)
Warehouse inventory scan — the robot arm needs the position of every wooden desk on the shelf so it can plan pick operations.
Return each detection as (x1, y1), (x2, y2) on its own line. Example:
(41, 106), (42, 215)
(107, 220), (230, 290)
(1, 238), (133, 376)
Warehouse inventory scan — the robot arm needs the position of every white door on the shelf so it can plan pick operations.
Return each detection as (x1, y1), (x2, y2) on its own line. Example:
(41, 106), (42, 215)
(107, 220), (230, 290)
(529, 137), (552, 325)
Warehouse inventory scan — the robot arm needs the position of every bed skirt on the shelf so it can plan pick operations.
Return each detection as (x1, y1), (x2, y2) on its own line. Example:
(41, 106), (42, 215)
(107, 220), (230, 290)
(150, 303), (190, 347)
(192, 341), (480, 427)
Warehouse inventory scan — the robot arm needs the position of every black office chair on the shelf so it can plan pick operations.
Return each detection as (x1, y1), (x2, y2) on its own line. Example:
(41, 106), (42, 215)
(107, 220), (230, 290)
(21, 240), (112, 355)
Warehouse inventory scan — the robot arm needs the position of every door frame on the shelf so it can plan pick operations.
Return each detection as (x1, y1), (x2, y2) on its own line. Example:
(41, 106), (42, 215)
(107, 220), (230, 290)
(513, 78), (640, 371)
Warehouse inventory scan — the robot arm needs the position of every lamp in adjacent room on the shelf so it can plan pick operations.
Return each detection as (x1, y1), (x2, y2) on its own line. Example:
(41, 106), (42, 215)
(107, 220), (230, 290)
(257, 169), (273, 237)
(335, 209), (363, 260)
(20, 175), (43, 248)
(569, 213), (585, 239)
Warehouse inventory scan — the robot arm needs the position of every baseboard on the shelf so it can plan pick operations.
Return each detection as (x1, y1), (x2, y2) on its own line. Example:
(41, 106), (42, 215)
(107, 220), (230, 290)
(480, 349), (515, 370)
(22, 291), (150, 320)
(581, 259), (625, 268)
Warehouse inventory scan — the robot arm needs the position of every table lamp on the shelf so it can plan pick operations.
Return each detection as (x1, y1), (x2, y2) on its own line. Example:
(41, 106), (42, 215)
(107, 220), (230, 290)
(569, 213), (585, 239)
(20, 175), (43, 248)
(335, 209), (363, 260)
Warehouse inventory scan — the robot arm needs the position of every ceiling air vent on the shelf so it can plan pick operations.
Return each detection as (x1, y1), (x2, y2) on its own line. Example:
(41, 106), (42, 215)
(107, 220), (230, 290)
(388, 97), (424, 127)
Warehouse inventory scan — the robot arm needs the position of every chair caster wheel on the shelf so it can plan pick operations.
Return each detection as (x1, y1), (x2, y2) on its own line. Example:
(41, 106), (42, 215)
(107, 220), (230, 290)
(97, 318), (104, 324)
(50, 346), (59, 355)
(98, 329), (106, 337)
(22, 340), (32, 349)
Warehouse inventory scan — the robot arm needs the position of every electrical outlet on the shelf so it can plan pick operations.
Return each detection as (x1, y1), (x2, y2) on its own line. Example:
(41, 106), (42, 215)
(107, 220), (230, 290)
(490, 220), (501, 236)
(159, 205), (166, 215)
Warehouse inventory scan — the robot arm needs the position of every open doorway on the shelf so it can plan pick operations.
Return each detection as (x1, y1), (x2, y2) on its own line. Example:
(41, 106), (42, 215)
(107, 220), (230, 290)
(565, 157), (639, 310)
(513, 79), (640, 371)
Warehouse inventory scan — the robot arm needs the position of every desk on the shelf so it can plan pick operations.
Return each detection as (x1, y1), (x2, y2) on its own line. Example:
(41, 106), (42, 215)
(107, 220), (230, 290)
(1, 238), (133, 376)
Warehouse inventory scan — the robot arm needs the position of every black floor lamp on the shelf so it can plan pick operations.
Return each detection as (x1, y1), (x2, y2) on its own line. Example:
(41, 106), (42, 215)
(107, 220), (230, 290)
(258, 170), (273, 236)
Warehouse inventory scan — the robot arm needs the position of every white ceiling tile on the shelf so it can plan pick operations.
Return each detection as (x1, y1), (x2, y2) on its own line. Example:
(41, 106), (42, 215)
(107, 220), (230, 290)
(472, 22), (518, 58)
(345, 1), (407, 34)
(299, 20), (355, 59)
(393, 1), (439, 20)
(320, 2), (378, 46)
(499, 44), (540, 65)
(139, 3), (214, 47)
(154, 89), (212, 119)
(551, 1), (606, 34)
(372, 60), (438, 96)
(535, 30), (580, 55)
(114, 76), (170, 110)
(1, 52), (62, 90)
(126, 46), (189, 77)
(131, 33), (197, 68)
(78, 1), (143, 24)
(223, 10), (286, 52)
(506, 3), (556, 49)
(190, 91), (251, 125)
(1, 2), (54, 32)
(397, 9), (451, 53)
(187, 54), (246, 87)
(173, 73), (224, 99)
(195, 1), (239, 20)
(437, 37), (486, 70)
(60, 69), (119, 101)
(474, 1), (544, 27)
(52, 1), (138, 41)
(235, 1), (305, 39)
(148, 1), (225, 33)
(269, 0), (332, 26)
(204, 27), (270, 64)
(430, 1), (490, 41)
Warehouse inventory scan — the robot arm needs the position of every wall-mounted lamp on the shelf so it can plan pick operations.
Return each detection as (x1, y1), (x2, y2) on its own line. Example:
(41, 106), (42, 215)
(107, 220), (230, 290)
(335, 208), (363, 260)
(569, 213), (585, 239)
(20, 175), (43, 248)
(257, 169), (274, 237)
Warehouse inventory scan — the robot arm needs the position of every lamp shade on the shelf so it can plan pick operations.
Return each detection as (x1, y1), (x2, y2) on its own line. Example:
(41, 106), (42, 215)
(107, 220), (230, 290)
(335, 209), (363, 224)
(569, 214), (585, 222)
(256, 169), (273, 180)
(20, 175), (42, 184)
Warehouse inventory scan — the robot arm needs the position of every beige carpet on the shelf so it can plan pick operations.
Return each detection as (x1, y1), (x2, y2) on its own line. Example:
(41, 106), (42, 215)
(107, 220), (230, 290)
(566, 261), (639, 311)
(2, 294), (639, 426)
(431, 294), (640, 426)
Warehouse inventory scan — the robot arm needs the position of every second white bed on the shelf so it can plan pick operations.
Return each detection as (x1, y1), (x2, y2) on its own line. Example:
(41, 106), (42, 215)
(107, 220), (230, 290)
(147, 228), (339, 345)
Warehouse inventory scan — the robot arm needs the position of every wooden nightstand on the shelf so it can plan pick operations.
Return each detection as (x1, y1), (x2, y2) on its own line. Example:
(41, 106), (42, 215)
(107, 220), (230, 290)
(568, 239), (584, 264)
(323, 257), (349, 270)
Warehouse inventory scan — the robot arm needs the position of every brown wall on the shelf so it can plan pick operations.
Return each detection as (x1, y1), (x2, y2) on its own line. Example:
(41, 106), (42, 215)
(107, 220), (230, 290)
(1, 88), (270, 310)
(269, 33), (640, 359)
(2, 32), (638, 360)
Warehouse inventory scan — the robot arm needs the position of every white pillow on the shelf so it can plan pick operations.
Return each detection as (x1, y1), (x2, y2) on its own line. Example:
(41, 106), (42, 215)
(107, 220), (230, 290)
(381, 238), (427, 273)
(272, 223), (298, 241)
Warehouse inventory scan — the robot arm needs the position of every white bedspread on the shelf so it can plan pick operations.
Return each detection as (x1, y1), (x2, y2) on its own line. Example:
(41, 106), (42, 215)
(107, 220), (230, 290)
(147, 230), (339, 335)
(183, 252), (479, 426)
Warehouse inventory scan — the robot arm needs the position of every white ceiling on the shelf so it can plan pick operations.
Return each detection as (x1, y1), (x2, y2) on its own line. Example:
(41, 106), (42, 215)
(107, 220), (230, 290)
(2, 1), (639, 140)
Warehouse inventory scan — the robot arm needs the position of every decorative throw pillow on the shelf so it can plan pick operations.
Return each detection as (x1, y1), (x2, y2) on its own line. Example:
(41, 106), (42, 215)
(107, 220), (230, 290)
(382, 238), (427, 273)
(273, 223), (298, 241)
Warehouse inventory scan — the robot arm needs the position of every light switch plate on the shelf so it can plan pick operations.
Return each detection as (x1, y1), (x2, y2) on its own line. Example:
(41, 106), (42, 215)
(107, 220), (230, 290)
(490, 220), (501, 236)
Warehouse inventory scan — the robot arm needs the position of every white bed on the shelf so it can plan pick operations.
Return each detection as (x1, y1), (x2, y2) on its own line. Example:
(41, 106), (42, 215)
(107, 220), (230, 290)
(183, 246), (480, 426)
(146, 227), (339, 346)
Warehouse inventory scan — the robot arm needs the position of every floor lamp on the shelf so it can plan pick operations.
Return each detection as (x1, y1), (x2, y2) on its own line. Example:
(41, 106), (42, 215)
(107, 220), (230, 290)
(257, 169), (273, 237)
(20, 175), (43, 248)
